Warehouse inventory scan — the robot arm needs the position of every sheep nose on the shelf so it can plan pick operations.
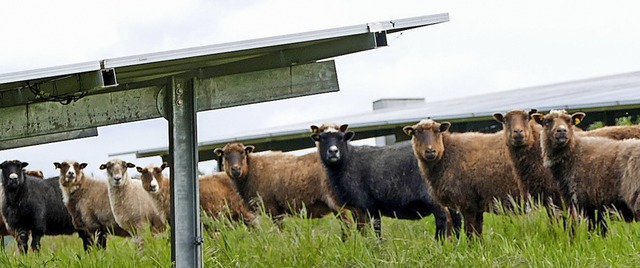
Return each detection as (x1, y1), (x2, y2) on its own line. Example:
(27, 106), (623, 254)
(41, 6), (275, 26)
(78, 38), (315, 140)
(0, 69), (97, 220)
(113, 176), (122, 182)
(328, 146), (339, 155)
(513, 129), (523, 135)
(555, 127), (567, 134)
(231, 166), (241, 172)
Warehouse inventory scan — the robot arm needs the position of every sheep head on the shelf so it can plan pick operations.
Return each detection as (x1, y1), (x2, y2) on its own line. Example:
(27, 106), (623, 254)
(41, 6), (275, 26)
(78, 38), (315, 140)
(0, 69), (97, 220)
(403, 119), (450, 162)
(100, 159), (136, 187)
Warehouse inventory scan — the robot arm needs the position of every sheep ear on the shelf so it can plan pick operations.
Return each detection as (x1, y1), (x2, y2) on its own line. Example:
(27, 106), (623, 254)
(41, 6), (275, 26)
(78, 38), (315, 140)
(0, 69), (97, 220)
(54, 162), (61, 169)
(528, 109), (538, 117)
(99, 164), (107, 170)
(572, 112), (586, 125)
(245, 145), (255, 154)
(311, 133), (320, 142)
(79, 163), (88, 169)
(310, 125), (319, 134)
(440, 122), (451, 132)
(136, 166), (144, 173)
(161, 162), (168, 170)
(402, 126), (415, 136)
(21, 162), (29, 168)
(339, 124), (349, 132)
(531, 113), (544, 125)
(126, 162), (136, 169)
(344, 131), (355, 141)
(492, 113), (504, 123)
(214, 148), (224, 157)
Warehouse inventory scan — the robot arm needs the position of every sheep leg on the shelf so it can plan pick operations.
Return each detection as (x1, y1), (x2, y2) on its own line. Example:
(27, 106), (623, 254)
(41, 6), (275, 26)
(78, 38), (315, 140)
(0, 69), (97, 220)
(29, 231), (43, 252)
(447, 208), (463, 239)
(462, 210), (482, 239)
(336, 208), (354, 242)
(432, 205), (450, 240)
(370, 213), (382, 238)
(97, 229), (108, 249)
(584, 208), (600, 234)
(78, 230), (94, 251)
(597, 209), (608, 237)
(351, 208), (369, 236)
(16, 230), (29, 254)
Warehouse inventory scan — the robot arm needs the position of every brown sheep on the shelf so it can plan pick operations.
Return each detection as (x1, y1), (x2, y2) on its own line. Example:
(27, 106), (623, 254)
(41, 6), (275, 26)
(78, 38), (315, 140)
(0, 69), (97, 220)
(136, 163), (255, 225)
(100, 159), (165, 246)
(579, 125), (640, 140)
(495, 110), (640, 223)
(136, 163), (171, 222)
(199, 172), (256, 225)
(403, 119), (524, 237)
(534, 110), (640, 236)
(55, 160), (129, 249)
(493, 109), (564, 219)
(214, 143), (345, 226)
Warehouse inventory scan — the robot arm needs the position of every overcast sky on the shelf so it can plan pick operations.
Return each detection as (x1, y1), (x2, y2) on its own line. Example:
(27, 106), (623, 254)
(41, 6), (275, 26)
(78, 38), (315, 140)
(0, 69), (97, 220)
(1, 0), (640, 178)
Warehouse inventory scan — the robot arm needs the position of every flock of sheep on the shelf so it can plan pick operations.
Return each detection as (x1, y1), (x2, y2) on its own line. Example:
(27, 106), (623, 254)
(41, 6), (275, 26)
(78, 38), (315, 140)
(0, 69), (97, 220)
(2, 108), (640, 254)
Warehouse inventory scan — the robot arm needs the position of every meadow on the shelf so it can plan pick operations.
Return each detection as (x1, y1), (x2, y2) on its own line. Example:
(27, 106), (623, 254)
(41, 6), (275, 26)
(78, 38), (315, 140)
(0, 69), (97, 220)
(2, 204), (640, 268)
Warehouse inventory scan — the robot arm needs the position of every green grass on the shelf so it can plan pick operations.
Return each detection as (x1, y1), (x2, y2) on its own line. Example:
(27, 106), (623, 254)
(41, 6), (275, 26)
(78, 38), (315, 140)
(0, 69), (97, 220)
(3, 207), (640, 267)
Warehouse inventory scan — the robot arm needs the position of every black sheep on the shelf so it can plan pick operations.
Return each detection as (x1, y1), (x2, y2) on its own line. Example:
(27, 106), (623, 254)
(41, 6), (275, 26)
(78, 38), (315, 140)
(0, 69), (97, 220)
(311, 125), (460, 239)
(0, 160), (90, 253)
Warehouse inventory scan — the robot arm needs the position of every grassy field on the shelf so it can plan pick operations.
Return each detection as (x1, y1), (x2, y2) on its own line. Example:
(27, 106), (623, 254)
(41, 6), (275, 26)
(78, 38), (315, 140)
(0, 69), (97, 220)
(2, 206), (640, 267)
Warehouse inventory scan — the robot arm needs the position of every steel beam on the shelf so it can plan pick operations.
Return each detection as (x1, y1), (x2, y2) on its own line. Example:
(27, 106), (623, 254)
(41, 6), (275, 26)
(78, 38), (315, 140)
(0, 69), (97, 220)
(167, 76), (202, 268)
(0, 61), (338, 144)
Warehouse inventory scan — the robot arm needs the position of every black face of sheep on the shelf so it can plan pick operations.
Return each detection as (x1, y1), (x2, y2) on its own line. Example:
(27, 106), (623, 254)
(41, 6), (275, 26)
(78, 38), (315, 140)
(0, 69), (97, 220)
(533, 110), (585, 148)
(215, 143), (254, 180)
(311, 131), (355, 166)
(403, 119), (450, 162)
(0, 160), (29, 191)
(54, 161), (88, 187)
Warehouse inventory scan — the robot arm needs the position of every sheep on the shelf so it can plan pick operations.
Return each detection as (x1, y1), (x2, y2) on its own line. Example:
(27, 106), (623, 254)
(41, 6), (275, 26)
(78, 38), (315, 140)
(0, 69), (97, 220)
(214, 142), (349, 230)
(99, 159), (165, 245)
(0, 160), (91, 253)
(199, 172), (256, 225)
(494, 109), (640, 223)
(136, 163), (171, 222)
(136, 163), (255, 225)
(578, 125), (640, 140)
(533, 110), (640, 236)
(403, 119), (524, 238)
(55, 160), (129, 249)
(493, 109), (565, 220)
(0, 169), (44, 251)
(311, 124), (458, 240)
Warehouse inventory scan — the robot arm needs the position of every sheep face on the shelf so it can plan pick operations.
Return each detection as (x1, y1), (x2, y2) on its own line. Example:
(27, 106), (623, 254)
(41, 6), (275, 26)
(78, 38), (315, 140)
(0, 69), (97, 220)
(137, 163), (167, 193)
(216, 143), (253, 181)
(533, 110), (585, 148)
(0, 160), (29, 191)
(311, 129), (355, 166)
(403, 119), (450, 162)
(54, 161), (88, 187)
(100, 159), (136, 187)
(493, 109), (536, 147)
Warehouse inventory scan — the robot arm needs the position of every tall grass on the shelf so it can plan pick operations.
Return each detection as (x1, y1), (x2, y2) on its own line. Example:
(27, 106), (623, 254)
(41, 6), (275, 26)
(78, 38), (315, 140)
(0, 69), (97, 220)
(2, 206), (640, 267)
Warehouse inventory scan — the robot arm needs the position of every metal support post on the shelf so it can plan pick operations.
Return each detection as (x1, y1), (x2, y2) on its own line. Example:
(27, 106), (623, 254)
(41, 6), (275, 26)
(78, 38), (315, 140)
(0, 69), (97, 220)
(167, 76), (202, 268)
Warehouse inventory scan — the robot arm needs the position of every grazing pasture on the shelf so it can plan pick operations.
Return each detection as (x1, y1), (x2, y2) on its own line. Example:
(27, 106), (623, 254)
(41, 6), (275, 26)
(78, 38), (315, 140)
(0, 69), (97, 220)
(1, 207), (640, 267)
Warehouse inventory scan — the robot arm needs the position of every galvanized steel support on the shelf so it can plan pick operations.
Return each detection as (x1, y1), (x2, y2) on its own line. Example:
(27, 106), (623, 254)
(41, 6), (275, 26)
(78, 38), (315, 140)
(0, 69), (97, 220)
(167, 76), (202, 268)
